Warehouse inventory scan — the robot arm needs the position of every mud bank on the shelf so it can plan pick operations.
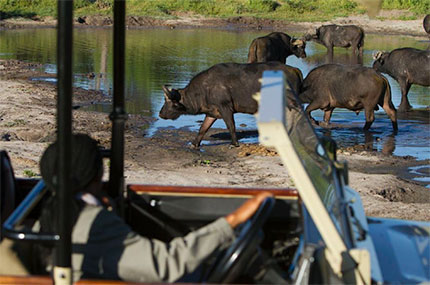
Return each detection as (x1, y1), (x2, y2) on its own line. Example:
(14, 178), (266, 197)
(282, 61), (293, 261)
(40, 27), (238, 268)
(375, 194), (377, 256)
(1, 12), (429, 38)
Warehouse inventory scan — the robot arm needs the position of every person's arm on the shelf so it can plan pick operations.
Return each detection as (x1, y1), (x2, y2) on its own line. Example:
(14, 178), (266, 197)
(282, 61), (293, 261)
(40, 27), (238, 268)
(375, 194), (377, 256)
(117, 216), (235, 282)
(118, 192), (273, 282)
(225, 191), (273, 228)
(73, 192), (273, 283)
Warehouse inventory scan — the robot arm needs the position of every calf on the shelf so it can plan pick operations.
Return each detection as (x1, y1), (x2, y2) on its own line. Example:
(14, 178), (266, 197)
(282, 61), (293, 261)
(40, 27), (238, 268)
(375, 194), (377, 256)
(160, 62), (303, 147)
(305, 24), (364, 56)
(247, 32), (306, 63)
(299, 64), (397, 131)
(373, 48), (430, 112)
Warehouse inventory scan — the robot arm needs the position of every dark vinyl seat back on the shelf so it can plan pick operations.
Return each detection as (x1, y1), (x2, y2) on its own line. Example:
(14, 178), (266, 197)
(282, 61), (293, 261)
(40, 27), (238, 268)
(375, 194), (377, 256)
(0, 150), (16, 240)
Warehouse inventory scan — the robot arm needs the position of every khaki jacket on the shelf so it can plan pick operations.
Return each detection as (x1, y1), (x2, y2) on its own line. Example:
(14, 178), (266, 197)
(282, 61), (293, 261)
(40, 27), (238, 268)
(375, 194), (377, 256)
(71, 204), (235, 282)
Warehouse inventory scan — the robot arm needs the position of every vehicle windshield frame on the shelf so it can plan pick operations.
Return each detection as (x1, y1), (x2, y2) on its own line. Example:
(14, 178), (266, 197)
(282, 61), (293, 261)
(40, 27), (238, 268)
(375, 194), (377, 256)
(257, 71), (355, 254)
(284, 91), (355, 249)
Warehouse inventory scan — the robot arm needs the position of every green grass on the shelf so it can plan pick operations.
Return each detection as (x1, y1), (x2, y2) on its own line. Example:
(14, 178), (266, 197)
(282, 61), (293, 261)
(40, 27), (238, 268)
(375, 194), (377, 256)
(0, 0), (428, 21)
(382, 0), (430, 14)
(4, 119), (26, 127)
(23, 169), (38, 177)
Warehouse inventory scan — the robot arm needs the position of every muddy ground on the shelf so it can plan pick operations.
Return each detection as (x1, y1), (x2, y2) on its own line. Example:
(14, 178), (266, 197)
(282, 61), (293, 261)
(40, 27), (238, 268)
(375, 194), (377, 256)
(0, 14), (429, 225)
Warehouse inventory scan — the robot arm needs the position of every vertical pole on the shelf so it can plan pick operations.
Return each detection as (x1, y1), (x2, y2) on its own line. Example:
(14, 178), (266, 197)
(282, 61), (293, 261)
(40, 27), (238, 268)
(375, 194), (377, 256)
(55, 0), (73, 284)
(109, 0), (127, 215)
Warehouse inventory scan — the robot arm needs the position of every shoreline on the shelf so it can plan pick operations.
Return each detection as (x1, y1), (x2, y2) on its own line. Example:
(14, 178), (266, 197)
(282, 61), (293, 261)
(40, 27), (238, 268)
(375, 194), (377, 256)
(1, 13), (429, 39)
(0, 58), (429, 222)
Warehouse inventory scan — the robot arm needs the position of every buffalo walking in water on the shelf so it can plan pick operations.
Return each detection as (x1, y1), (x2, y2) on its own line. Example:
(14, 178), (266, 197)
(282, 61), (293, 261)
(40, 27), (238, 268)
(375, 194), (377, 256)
(373, 48), (430, 112)
(160, 62), (303, 147)
(299, 64), (397, 131)
(305, 24), (364, 57)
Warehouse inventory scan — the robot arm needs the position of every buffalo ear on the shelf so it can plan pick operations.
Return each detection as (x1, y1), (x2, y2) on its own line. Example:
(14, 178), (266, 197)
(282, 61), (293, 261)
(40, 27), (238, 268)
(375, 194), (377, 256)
(162, 85), (181, 102)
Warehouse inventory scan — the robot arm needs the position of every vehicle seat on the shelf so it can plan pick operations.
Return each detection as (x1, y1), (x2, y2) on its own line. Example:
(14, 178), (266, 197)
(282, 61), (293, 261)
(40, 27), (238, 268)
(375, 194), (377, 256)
(0, 150), (16, 240)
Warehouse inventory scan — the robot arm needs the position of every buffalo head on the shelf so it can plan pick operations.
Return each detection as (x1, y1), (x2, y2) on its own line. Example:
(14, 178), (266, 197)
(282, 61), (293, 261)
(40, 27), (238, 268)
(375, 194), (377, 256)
(159, 85), (186, 120)
(372, 50), (389, 71)
(303, 29), (317, 41)
(290, 38), (307, 58)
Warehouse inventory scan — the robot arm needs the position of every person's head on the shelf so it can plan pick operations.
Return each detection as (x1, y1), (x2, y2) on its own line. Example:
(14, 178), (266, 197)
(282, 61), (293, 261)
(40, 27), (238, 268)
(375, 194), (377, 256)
(40, 133), (103, 196)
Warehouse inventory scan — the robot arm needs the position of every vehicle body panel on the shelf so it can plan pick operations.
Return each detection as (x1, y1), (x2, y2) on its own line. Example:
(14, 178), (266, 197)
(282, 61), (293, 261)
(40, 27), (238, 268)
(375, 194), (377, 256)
(367, 217), (430, 283)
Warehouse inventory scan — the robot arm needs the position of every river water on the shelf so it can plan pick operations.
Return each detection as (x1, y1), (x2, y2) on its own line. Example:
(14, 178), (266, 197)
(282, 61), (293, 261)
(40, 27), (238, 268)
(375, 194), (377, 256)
(0, 28), (429, 184)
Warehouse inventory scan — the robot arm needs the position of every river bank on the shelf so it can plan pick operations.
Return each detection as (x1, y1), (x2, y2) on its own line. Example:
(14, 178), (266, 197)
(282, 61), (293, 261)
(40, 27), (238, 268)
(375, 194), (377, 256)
(1, 11), (429, 38)
(0, 58), (429, 222)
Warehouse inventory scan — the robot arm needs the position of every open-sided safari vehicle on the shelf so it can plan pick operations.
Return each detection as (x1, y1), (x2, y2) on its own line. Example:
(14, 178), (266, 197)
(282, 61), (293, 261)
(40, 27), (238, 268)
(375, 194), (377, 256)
(1, 1), (429, 284)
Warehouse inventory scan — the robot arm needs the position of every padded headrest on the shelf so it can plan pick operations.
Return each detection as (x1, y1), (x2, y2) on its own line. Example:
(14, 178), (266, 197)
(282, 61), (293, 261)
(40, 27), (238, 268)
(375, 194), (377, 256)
(0, 150), (16, 229)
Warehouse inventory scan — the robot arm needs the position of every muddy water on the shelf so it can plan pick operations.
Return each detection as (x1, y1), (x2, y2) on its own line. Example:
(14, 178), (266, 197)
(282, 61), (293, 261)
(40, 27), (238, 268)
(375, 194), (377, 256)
(0, 28), (429, 181)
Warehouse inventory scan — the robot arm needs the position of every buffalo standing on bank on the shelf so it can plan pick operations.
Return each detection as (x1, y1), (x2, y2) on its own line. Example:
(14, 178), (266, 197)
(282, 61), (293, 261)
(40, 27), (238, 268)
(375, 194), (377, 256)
(373, 48), (430, 112)
(299, 64), (397, 131)
(247, 32), (306, 63)
(305, 24), (364, 56)
(160, 62), (303, 147)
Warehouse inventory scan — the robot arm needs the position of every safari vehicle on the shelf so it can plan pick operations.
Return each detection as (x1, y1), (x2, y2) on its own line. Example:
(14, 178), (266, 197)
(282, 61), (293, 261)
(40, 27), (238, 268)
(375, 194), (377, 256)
(1, 1), (429, 284)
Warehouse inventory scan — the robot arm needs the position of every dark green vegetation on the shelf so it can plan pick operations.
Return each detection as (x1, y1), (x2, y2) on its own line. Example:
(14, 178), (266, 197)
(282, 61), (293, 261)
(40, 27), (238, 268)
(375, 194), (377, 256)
(0, 0), (428, 22)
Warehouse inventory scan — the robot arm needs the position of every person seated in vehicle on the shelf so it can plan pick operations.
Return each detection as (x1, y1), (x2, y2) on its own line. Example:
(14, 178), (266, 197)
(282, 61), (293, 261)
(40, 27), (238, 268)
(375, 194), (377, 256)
(36, 133), (271, 282)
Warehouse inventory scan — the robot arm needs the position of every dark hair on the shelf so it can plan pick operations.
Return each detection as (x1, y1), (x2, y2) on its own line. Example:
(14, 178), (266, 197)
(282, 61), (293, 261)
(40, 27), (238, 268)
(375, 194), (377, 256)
(40, 133), (103, 194)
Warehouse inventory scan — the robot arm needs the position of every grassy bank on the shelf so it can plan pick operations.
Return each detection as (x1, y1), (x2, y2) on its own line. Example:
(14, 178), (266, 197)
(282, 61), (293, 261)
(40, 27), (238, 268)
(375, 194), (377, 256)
(0, 0), (428, 22)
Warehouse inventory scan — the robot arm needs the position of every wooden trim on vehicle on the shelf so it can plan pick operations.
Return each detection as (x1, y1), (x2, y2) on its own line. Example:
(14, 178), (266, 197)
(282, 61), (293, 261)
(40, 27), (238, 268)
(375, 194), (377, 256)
(77, 279), (128, 284)
(127, 184), (298, 200)
(0, 275), (52, 284)
(0, 275), (131, 284)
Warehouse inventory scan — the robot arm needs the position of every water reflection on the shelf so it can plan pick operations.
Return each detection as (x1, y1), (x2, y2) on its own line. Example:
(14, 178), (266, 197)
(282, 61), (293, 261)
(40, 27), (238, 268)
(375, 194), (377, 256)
(304, 51), (363, 65)
(409, 165), (430, 188)
(363, 132), (396, 155)
(319, 127), (396, 155)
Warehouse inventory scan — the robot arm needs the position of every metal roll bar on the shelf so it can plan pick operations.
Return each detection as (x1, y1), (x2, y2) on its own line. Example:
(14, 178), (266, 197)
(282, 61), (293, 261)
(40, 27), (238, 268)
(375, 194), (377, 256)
(56, 1), (74, 278)
(2, 180), (59, 242)
(109, 0), (128, 216)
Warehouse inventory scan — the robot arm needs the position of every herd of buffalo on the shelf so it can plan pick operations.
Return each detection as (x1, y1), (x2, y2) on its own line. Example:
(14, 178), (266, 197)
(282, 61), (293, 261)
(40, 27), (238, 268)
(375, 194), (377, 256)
(160, 17), (430, 148)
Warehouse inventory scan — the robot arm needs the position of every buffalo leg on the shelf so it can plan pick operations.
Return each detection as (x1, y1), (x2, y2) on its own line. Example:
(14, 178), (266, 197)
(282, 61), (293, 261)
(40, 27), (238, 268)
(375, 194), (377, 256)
(305, 101), (322, 125)
(381, 97), (398, 132)
(358, 45), (363, 57)
(352, 42), (362, 57)
(323, 109), (334, 124)
(398, 81), (412, 112)
(326, 45), (334, 62)
(219, 108), (239, 147)
(192, 115), (217, 147)
(363, 107), (375, 130)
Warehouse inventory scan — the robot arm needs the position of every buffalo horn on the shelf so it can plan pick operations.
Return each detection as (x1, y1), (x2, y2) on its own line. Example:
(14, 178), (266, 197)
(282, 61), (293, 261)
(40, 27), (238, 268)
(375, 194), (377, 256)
(373, 51), (383, 60)
(292, 39), (304, 46)
(162, 85), (173, 100)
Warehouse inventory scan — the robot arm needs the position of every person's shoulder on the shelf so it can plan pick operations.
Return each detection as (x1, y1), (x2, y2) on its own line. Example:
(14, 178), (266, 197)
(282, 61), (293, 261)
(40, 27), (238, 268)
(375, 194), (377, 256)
(80, 204), (132, 237)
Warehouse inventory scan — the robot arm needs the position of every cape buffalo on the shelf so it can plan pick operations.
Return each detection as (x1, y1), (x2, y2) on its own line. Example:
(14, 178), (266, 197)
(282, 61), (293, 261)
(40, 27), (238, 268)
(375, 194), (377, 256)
(160, 62), (303, 147)
(373, 48), (430, 112)
(305, 24), (364, 56)
(299, 64), (397, 131)
(247, 32), (306, 63)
